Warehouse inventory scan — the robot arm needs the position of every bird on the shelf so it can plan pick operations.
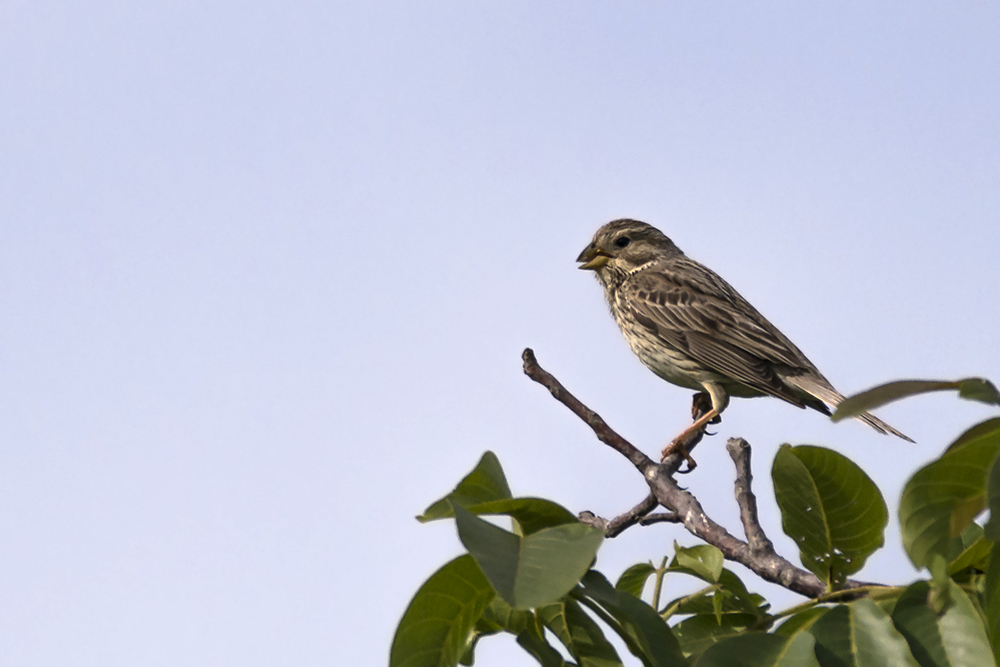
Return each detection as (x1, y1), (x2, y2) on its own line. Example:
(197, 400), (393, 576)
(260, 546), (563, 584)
(576, 218), (912, 467)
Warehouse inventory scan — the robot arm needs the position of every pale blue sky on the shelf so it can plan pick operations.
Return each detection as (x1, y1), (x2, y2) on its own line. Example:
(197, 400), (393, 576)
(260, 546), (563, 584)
(1, 3), (998, 666)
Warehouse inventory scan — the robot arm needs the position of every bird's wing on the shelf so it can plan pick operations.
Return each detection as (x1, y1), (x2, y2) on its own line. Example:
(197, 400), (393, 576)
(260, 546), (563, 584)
(624, 263), (818, 406)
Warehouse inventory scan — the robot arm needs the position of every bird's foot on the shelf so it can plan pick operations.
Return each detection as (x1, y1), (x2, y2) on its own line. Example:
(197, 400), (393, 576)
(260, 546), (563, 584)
(663, 403), (724, 473)
(661, 435), (698, 473)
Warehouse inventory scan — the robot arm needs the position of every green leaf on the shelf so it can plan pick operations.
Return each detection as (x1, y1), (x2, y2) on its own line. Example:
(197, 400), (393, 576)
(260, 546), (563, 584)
(390, 555), (496, 667)
(948, 524), (991, 576)
(481, 601), (575, 665)
(772, 445), (888, 587)
(660, 570), (769, 624)
(927, 554), (953, 615)
(515, 626), (568, 667)
(660, 592), (721, 618)
(712, 593), (724, 625)
(478, 597), (568, 666)
(538, 599), (624, 667)
(986, 548), (1000, 667)
(576, 571), (688, 667)
(694, 632), (820, 667)
(899, 426), (1000, 569)
(457, 497), (579, 535)
(616, 562), (656, 599)
(773, 607), (828, 637)
(833, 380), (960, 421)
(479, 596), (532, 634)
(891, 580), (995, 667)
(808, 600), (920, 667)
(714, 570), (771, 619)
(419, 452), (512, 522)
(947, 418), (1000, 453)
(985, 454), (1000, 542)
(459, 609), (508, 666)
(833, 378), (1000, 422)
(663, 556), (768, 625)
(671, 544), (724, 583)
(672, 613), (757, 662)
(452, 503), (604, 609)
(959, 378), (1000, 406)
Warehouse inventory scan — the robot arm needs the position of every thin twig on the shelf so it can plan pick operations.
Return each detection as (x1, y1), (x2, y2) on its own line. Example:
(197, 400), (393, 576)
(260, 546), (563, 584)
(660, 583), (722, 620)
(771, 585), (902, 621)
(576, 511), (609, 531)
(577, 494), (659, 536)
(639, 512), (682, 526)
(606, 494), (660, 537)
(522, 348), (688, 475)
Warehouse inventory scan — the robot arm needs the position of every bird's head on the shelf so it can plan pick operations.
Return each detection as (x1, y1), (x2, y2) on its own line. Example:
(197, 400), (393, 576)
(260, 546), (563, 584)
(576, 219), (680, 280)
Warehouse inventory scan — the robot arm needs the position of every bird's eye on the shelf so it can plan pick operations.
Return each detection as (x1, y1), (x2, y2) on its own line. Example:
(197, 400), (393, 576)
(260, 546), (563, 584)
(614, 236), (631, 248)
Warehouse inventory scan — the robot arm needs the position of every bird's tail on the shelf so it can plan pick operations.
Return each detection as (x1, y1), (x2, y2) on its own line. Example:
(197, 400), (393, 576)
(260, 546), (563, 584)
(783, 375), (914, 443)
(854, 410), (914, 443)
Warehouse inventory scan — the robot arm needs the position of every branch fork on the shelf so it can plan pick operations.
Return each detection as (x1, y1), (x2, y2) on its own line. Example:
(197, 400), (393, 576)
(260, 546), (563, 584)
(522, 347), (872, 599)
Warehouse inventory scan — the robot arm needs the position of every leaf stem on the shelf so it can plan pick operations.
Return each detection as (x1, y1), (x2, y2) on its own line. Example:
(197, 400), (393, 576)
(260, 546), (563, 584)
(660, 583), (721, 620)
(771, 585), (901, 621)
(651, 556), (668, 611)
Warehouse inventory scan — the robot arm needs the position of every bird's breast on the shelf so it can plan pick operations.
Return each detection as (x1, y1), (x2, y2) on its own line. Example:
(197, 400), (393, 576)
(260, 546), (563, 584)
(607, 292), (708, 392)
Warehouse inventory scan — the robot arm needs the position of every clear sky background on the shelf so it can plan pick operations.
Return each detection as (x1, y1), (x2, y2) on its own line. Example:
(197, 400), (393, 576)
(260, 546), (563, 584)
(2, 3), (998, 666)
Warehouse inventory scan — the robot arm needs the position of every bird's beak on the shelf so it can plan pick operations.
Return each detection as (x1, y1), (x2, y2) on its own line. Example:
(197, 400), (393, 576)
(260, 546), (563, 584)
(576, 244), (613, 270)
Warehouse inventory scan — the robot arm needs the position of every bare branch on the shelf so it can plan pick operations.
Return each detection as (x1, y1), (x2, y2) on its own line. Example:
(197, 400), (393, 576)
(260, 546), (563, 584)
(639, 511), (681, 526)
(578, 495), (657, 536)
(577, 511), (608, 531)
(726, 437), (775, 555)
(606, 494), (659, 537)
(578, 495), (676, 536)
(521, 348), (692, 475)
(522, 347), (875, 599)
(522, 348), (654, 470)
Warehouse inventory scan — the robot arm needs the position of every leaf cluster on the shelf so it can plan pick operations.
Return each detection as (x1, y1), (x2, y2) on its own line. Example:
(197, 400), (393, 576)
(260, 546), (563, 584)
(391, 378), (1000, 666)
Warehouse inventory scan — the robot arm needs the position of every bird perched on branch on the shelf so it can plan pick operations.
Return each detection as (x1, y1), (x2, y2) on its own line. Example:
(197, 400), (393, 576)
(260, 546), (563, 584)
(577, 218), (911, 468)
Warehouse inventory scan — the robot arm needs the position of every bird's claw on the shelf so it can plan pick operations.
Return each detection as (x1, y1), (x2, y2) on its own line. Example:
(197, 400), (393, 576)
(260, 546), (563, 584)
(660, 439), (698, 472)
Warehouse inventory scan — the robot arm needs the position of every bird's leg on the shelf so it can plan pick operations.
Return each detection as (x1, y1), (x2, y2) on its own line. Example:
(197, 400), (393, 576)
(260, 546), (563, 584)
(691, 391), (721, 426)
(673, 392), (714, 468)
(661, 386), (729, 471)
(661, 409), (720, 470)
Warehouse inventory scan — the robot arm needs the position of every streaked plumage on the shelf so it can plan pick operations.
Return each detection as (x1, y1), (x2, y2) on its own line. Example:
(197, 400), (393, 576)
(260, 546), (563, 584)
(577, 218), (911, 460)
